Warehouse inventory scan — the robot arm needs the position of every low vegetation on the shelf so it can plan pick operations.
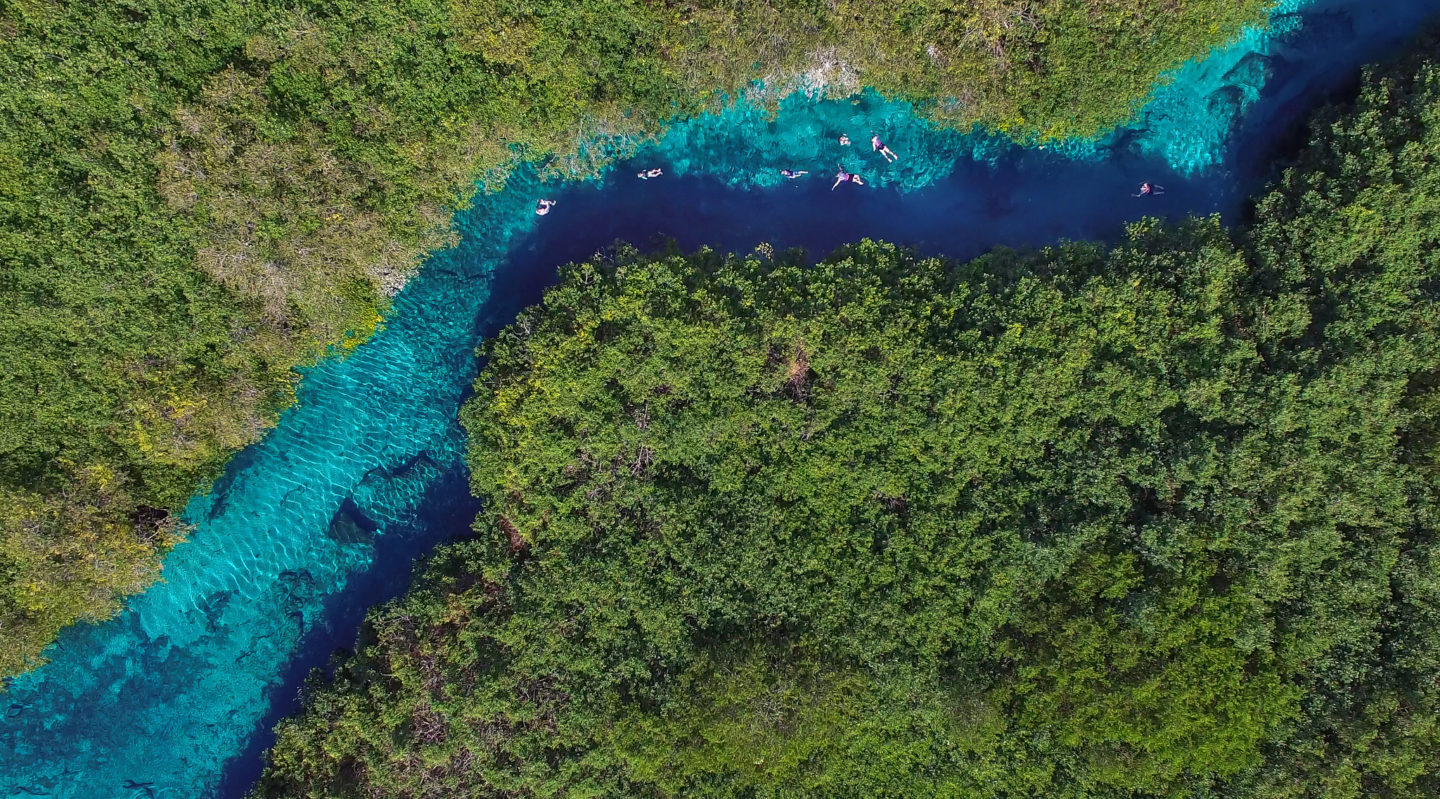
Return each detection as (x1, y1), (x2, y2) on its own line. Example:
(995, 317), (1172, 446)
(253, 42), (1440, 799)
(0, 0), (1267, 676)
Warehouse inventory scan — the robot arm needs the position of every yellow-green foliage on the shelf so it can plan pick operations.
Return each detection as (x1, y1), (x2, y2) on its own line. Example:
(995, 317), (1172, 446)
(252, 45), (1440, 797)
(0, 0), (1267, 677)
(0, 468), (180, 676)
(256, 229), (1440, 797)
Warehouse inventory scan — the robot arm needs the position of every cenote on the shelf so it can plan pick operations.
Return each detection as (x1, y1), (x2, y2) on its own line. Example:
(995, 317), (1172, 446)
(4, 1), (1440, 797)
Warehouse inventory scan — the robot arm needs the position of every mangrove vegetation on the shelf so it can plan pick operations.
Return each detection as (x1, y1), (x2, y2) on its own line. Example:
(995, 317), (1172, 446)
(0, 0), (1268, 677)
(253, 37), (1440, 799)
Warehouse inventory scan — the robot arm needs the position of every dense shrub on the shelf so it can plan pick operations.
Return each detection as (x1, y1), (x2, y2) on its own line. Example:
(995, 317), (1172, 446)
(253, 44), (1440, 799)
(0, 0), (1266, 676)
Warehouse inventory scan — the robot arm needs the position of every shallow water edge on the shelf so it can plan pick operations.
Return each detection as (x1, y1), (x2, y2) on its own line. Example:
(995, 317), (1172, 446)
(4, 2), (1440, 797)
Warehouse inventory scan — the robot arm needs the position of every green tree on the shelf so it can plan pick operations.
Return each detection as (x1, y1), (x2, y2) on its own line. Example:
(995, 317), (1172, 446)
(255, 40), (1440, 797)
(0, 0), (1268, 678)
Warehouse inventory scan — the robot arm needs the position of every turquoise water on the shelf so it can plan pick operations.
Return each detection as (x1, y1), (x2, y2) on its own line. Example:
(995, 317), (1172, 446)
(4, 2), (1440, 797)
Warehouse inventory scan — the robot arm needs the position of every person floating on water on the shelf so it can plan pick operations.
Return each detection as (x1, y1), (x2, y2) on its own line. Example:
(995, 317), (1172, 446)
(637, 167), (664, 179)
(535, 199), (556, 216)
(780, 169), (808, 179)
(872, 135), (898, 162)
(838, 134), (851, 146)
(1134, 182), (1165, 197)
(832, 169), (865, 190)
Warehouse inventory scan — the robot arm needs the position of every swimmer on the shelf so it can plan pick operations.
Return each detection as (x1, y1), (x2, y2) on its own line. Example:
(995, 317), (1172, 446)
(839, 134), (851, 146)
(831, 169), (865, 190)
(637, 167), (664, 179)
(780, 169), (808, 179)
(871, 135), (898, 162)
(1134, 182), (1165, 197)
(534, 199), (556, 216)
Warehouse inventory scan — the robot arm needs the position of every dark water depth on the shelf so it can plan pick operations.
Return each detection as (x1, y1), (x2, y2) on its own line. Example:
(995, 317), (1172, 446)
(4, 2), (1440, 797)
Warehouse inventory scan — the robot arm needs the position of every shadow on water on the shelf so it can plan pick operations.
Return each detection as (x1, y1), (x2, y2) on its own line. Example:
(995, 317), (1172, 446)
(211, 218), (593, 798)
(207, 8), (1440, 797)
(8, 4), (1440, 799)
(527, 154), (1212, 273)
(213, 462), (480, 799)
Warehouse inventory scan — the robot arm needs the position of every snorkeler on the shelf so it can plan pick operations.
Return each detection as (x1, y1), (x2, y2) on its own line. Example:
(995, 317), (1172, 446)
(637, 168), (664, 179)
(831, 169), (865, 190)
(839, 134), (851, 146)
(1134, 182), (1165, 197)
(534, 199), (556, 216)
(872, 135), (898, 162)
(780, 169), (808, 179)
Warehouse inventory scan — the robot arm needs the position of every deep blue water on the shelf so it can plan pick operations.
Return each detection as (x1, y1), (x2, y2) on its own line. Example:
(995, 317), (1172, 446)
(4, 2), (1440, 797)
